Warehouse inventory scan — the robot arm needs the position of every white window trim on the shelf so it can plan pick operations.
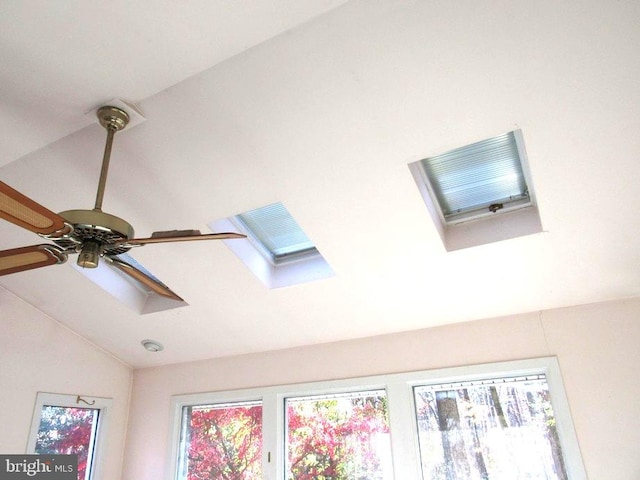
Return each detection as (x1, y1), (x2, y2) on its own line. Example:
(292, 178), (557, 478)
(26, 392), (113, 480)
(167, 357), (586, 480)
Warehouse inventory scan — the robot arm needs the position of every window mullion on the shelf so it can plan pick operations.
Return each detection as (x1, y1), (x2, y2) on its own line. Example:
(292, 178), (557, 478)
(386, 381), (422, 480)
(261, 392), (281, 480)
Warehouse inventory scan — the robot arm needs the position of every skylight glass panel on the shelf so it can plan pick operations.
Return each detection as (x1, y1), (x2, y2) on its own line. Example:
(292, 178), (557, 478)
(236, 203), (317, 262)
(420, 131), (530, 222)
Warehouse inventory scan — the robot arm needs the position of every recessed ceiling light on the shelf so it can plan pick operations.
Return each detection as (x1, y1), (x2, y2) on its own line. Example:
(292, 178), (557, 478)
(141, 339), (164, 352)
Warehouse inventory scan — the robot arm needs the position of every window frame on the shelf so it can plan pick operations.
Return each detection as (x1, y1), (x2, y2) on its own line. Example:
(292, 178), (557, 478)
(167, 357), (586, 480)
(26, 392), (112, 480)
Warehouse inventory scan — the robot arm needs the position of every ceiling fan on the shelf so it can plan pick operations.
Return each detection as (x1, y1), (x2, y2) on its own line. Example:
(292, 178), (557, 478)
(0, 105), (246, 301)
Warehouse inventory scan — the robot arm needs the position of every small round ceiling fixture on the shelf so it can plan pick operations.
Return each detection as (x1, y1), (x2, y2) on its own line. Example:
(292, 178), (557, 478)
(141, 339), (164, 352)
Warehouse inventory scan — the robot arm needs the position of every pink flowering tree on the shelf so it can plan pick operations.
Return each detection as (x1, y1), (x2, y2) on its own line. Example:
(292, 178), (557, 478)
(184, 394), (389, 479)
(35, 406), (97, 480)
(186, 405), (262, 479)
(286, 395), (390, 479)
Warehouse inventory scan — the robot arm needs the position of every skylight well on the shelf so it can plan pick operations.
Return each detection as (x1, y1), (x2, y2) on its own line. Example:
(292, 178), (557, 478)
(72, 252), (186, 314)
(210, 202), (334, 288)
(409, 129), (542, 251)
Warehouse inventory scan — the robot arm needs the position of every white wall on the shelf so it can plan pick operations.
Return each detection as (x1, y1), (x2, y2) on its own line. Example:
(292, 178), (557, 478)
(0, 287), (132, 480)
(123, 297), (640, 480)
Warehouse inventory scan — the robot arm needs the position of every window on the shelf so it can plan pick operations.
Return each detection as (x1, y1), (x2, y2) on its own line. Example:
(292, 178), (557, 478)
(409, 130), (543, 251)
(169, 358), (585, 480)
(286, 391), (392, 479)
(414, 375), (566, 480)
(27, 393), (112, 480)
(209, 202), (334, 288)
(177, 401), (262, 479)
(419, 131), (532, 224)
(236, 202), (317, 264)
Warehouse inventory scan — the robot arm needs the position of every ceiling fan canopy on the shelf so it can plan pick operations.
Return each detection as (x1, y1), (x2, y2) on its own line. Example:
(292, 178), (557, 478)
(0, 105), (246, 301)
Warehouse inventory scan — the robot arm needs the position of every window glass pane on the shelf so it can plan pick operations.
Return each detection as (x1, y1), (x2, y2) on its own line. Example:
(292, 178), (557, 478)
(286, 390), (393, 480)
(236, 202), (316, 261)
(413, 375), (567, 480)
(420, 131), (530, 219)
(35, 405), (99, 480)
(178, 401), (262, 480)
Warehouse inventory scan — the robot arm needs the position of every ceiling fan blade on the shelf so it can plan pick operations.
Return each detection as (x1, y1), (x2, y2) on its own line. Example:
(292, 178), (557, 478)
(114, 231), (246, 247)
(106, 257), (184, 302)
(0, 245), (67, 276)
(0, 181), (68, 236)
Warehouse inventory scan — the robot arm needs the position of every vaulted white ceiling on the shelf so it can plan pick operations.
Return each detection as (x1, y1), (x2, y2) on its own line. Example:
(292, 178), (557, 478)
(1, 0), (639, 368)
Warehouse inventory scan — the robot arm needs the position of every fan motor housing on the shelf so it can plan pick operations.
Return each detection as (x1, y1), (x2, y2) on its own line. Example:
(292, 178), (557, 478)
(56, 209), (135, 255)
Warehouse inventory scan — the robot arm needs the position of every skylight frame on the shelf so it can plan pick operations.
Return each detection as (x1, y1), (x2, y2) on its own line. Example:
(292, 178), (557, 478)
(417, 130), (535, 225)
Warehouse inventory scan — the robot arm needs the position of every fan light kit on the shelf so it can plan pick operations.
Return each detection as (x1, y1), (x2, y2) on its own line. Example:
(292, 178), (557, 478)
(0, 105), (246, 301)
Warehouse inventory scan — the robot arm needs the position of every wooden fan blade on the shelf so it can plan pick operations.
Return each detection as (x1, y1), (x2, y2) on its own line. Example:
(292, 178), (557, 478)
(0, 181), (68, 236)
(107, 257), (184, 302)
(0, 245), (67, 276)
(114, 231), (246, 247)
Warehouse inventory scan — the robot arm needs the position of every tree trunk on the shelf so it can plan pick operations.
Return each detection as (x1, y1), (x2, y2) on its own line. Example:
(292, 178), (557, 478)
(435, 390), (468, 479)
(489, 386), (508, 428)
(460, 389), (489, 480)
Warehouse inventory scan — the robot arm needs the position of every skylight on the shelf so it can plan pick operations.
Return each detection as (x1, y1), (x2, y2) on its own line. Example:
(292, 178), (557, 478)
(419, 131), (531, 224)
(235, 202), (318, 264)
(210, 202), (334, 288)
(409, 129), (542, 251)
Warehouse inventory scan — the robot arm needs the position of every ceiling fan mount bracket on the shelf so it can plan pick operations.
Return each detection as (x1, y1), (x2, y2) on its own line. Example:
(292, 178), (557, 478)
(97, 106), (130, 132)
